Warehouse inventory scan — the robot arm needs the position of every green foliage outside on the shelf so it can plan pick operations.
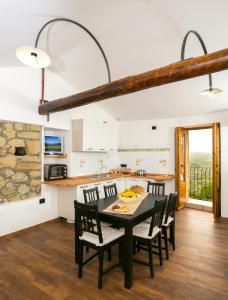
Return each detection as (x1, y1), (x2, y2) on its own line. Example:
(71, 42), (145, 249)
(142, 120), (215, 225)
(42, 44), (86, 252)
(189, 152), (212, 202)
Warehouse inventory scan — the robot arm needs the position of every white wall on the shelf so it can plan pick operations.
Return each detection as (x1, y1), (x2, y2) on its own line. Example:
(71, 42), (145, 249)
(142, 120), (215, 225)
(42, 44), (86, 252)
(0, 67), (117, 236)
(119, 120), (174, 174)
(119, 110), (228, 218)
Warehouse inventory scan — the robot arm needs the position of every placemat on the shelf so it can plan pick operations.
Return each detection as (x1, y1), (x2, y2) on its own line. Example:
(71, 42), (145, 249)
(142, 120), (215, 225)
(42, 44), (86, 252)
(103, 192), (149, 215)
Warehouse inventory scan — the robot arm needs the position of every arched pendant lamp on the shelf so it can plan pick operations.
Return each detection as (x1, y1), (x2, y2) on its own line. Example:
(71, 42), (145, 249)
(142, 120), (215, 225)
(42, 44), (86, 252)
(16, 18), (111, 121)
(16, 46), (51, 68)
(181, 30), (223, 97)
(16, 18), (111, 81)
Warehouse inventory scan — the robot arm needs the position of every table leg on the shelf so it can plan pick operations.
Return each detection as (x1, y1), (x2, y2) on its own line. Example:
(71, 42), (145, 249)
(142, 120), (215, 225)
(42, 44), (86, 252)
(124, 226), (133, 289)
(75, 222), (79, 264)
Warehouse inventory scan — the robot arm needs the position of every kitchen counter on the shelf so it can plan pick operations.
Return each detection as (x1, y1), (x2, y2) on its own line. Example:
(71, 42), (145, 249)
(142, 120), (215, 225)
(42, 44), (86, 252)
(43, 173), (175, 187)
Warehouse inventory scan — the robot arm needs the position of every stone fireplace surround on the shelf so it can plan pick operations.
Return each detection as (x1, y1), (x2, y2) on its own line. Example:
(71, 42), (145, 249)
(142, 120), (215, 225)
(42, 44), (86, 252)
(0, 121), (41, 203)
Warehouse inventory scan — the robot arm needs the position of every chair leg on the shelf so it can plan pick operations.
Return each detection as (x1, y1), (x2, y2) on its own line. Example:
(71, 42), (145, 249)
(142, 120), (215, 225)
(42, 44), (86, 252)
(119, 240), (124, 271)
(170, 222), (175, 250)
(86, 246), (89, 253)
(78, 240), (84, 278)
(148, 241), (154, 278)
(137, 242), (140, 252)
(133, 240), (136, 255)
(158, 232), (163, 266)
(98, 248), (104, 289)
(108, 248), (112, 261)
(163, 227), (169, 260)
(75, 235), (78, 264)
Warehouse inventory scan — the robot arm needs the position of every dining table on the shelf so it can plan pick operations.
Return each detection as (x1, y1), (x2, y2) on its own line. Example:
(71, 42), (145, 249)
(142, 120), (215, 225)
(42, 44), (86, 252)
(74, 193), (167, 289)
(95, 193), (167, 289)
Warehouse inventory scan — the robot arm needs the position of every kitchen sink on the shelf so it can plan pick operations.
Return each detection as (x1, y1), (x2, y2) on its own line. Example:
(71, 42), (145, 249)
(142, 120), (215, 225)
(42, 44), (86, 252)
(86, 174), (113, 181)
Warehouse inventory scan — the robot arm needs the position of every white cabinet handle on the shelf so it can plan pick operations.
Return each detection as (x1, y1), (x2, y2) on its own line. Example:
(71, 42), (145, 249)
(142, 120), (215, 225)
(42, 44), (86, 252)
(86, 148), (93, 150)
(80, 185), (88, 188)
(99, 148), (105, 151)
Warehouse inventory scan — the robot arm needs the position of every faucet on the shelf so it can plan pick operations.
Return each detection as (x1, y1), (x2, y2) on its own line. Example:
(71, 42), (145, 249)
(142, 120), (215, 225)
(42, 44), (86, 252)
(96, 164), (107, 179)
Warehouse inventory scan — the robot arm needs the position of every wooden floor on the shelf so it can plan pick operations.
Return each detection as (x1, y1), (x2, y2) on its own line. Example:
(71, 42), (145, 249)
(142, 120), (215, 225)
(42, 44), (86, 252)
(0, 208), (228, 300)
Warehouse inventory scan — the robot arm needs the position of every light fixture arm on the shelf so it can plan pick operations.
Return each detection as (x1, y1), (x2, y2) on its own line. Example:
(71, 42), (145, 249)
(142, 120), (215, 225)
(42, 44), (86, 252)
(181, 30), (212, 89)
(34, 17), (111, 83)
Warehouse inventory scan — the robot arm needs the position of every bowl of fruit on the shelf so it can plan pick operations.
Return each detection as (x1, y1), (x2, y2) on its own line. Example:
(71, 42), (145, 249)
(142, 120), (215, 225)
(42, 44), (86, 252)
(118, 189), (139, 203)
(130, 185), (145, 194)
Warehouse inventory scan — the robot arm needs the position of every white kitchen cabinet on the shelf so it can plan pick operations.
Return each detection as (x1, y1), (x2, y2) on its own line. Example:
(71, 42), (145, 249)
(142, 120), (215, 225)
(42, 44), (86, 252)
(115, 178), (125, 193)
(57, 176), (175, 222)
(76, 183), (92, 203)
(105, 122), (118, 151)
(94, 182), (105, 199)
(140, 178), (151, 190)
(125, 178), (140, 189)
(125, 177), (153, 191)
(72, 119), (118, 152)
(58, 186), (77, 221)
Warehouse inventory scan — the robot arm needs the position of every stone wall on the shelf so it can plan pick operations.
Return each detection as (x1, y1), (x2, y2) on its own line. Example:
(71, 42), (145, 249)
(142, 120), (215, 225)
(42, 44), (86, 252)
(0, 121), (41, 203)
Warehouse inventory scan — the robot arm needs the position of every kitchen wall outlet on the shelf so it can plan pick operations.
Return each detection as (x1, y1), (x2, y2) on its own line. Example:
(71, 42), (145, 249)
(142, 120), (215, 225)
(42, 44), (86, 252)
(136, 158), (143, 167)
(159, 159), (167, 166)
(39, 198), (45, 204)
(98, 159), (104, 166)
(80, 159), (87, 168)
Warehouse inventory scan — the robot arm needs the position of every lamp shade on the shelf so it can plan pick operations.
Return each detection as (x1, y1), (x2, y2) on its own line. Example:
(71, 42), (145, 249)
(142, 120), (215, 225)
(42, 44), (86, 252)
(16, 46), (51, 68)
(200, 88), (223, 97)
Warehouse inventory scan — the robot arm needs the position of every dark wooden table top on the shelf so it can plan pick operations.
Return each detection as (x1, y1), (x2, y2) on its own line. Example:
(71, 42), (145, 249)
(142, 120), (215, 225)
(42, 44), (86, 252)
(98, 194), (167, 227)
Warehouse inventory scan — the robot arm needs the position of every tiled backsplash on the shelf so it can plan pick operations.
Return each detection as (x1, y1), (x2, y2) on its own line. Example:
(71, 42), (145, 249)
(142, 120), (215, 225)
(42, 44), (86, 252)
(68, 151), (119, 176)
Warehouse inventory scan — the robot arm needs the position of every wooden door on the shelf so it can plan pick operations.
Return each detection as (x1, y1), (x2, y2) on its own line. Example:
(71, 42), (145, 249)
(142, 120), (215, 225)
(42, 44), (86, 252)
(212, 123), (221, 218)
(175, 123), (221, 218)
(175, 127), (189, 210)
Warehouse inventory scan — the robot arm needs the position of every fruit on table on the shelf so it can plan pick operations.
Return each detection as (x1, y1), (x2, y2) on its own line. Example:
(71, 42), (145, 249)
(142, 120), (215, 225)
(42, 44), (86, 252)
(112, 204), (129, 213)
(120, 189), (137, 198)
(130, 185), (144, 194)
(112, 204), (121, 210)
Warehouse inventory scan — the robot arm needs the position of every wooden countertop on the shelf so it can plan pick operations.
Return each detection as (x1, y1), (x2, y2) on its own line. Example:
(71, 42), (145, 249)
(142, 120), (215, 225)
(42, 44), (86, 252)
(43, 173), (175, 187)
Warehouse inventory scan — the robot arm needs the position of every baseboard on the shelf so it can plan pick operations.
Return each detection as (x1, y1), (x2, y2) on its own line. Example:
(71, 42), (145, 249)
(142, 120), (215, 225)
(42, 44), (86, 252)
(0, 217), (61, 240)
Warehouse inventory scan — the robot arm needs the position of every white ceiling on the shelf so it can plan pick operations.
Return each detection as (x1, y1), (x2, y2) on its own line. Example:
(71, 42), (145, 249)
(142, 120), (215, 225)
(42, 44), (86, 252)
(1, 0), (228, 120)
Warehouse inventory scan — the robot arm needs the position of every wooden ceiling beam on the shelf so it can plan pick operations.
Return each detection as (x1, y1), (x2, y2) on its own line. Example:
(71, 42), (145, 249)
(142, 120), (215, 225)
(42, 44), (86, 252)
(38, 48), (228, 115)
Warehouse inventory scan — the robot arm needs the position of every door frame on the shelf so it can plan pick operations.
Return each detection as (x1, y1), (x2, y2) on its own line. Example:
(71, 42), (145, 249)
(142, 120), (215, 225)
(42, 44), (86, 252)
(175, 123), (221, 218)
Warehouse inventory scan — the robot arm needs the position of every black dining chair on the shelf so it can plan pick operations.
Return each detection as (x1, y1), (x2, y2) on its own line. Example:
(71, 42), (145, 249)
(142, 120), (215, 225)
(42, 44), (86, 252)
(144, 182), (166, 228)
(143, 182), (166, 228)
(104, 183), (118, 198)
(132, 199), (167, 278)
(75, 201), (124, 289)
(83, 187), (111, 227)
(147, 181), (165, 195)
(83, 187), (100, 204)
(162, 193), (177, 259)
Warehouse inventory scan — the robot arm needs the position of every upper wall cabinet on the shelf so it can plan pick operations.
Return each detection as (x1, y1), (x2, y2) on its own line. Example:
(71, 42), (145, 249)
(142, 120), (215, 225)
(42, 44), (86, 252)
(72, 119), (118, 152)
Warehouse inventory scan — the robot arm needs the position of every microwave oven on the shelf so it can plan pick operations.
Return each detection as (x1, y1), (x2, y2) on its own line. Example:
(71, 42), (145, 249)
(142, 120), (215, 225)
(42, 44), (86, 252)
(44, 164), (67, 181)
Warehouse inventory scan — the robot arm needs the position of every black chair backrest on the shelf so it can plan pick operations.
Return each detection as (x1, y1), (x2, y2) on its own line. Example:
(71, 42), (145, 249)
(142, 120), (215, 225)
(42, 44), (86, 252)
(83, 187), (100, 204)
(104, 183), (118, 198)
(74, 201), (103, 244)
(164, 193), (177, 224)
(149, 199), (167, 237)
(147, 181), (165, 195)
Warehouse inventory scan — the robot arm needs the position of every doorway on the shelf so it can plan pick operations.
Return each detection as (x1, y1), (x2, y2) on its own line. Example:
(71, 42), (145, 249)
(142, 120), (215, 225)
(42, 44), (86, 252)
(175, 123), (221, 219)
(188, 129), (213, 212)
